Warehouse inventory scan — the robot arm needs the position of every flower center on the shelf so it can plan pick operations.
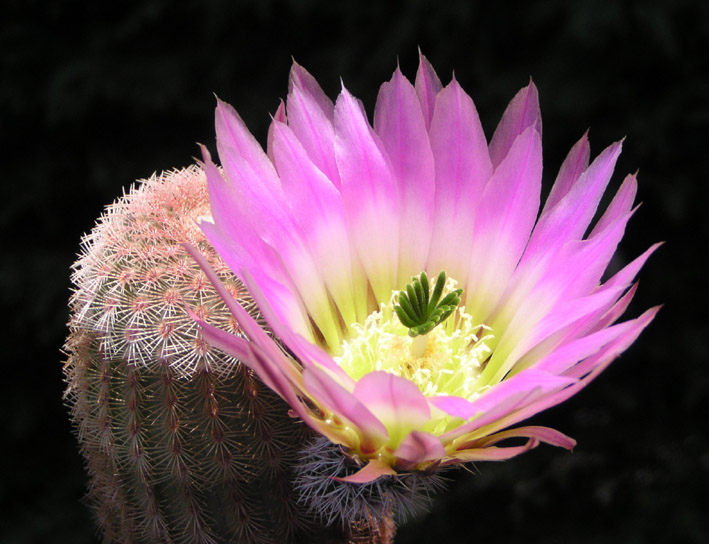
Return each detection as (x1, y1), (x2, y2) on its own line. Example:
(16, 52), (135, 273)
(336, 274), (494, 400)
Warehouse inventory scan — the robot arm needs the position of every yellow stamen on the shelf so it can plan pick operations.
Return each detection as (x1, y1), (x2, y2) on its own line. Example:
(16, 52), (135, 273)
(335, 286), (493, 401)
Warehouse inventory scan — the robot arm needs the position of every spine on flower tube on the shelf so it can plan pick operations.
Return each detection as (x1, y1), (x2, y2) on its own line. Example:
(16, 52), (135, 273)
(63, 165), (394, 544)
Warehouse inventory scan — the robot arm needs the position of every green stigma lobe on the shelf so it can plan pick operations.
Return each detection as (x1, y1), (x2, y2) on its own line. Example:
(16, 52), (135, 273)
(394, 271), (463, 337)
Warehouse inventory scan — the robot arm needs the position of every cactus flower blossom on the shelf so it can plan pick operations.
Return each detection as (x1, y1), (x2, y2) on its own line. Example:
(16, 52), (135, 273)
(188, 54), (659, 484)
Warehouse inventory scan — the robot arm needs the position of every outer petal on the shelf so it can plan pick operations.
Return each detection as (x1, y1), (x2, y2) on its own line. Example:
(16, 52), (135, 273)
(184, 244), (309, 387)
(200, 148), (291, 291)
(483, 206), (637, 385)
(428, 395), (477, 419)
(497, 283), (629, 377)
(374, 67), (436, 284)
(449, 426), (574, 463)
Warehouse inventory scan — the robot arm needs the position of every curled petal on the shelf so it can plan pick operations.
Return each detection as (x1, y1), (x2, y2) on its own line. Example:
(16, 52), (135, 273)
(394, 430), (446, 467)
(477, 426), (576, 450)
(332, 459), (397, 484)
(303, 368), (388, 453)
(448, 439), (539, 463)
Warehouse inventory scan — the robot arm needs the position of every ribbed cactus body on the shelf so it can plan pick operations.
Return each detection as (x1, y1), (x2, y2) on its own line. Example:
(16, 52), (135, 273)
(64, 166), (321, 543)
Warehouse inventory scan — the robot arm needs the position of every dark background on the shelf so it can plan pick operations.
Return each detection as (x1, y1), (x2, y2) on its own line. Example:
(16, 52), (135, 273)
(2, 0), (707, 542)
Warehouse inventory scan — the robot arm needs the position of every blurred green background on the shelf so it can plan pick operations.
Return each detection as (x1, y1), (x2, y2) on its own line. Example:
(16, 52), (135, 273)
(2, 0), (707, 542)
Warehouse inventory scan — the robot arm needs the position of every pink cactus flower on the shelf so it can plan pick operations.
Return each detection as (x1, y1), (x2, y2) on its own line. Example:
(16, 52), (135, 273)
(188, 53), (659, 484)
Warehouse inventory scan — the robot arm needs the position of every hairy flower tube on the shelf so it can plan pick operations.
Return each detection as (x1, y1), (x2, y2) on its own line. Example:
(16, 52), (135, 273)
(188, 53), (659, 484)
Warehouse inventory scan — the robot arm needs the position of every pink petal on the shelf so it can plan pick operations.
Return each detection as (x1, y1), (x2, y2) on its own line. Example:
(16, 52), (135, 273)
(441, 369), (575, 442)
(532, 317), (647, 376)
(495, 307), (660, 429)
(289, 60), (335, 120)
(186, 247), (366, 450)
(449, 426), (574, 463)
(188, 314), (342, 447)
(193, 315), (292, 402)
(428, 395), (477, 419)
(525, 140), (623, 261)
(332, 459), (397, 484)
(266, 100), (287, 165)
(465, 125), (542, 322)
(374, 66), (436, 284)
(286, 331), (355, 387)
(603, 243), (662, 293)
(199, 148), (288, 287)
(216, 98), (280, 185)
(447, 439), (539, 463)
(500, 283), (629, 372)
(215, 105), (345, 347)
(535, 242), (659, 351)
(566, 306), (659, 380)
(590, 172), (638, 237)
(286, 83), (341, 187)
(335, 86), (399, 302)
(541, 131), (590, 214)
(558, 209), (636, 301)
(488, 81), (542, 169)
(592, 283), (639, 331)
(414, 49), (443, 130)
(482, 209), (635, 385)
(427, 77), (492, 285)
(184, 244), (310, 381)
(352, 372), (431, 441)
(269, 119), (358, 327)
(495, 205), (636, 352)
(303, 367), (389, 452)
(477, 425), (576, 450)
(393, 430), (446, 467)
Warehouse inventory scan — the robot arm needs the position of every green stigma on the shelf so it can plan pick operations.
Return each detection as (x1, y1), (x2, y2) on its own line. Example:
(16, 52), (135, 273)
(394, 271), (463, 337)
